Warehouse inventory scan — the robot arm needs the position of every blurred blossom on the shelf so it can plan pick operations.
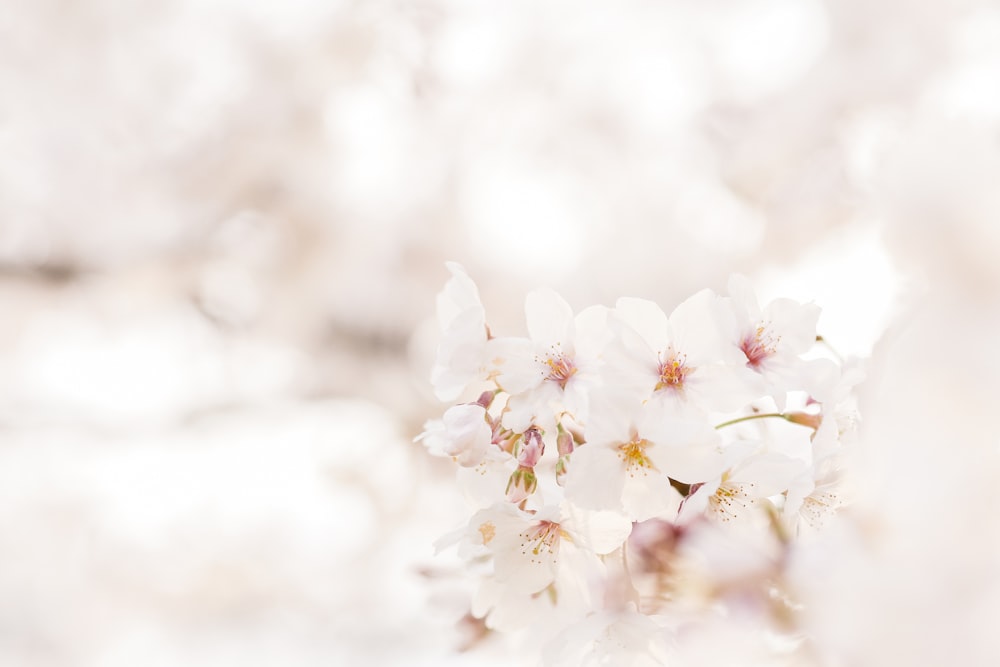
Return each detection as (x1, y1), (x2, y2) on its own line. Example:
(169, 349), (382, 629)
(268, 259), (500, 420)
(706, 0), (830, 104)
(0, 0), (997, 664)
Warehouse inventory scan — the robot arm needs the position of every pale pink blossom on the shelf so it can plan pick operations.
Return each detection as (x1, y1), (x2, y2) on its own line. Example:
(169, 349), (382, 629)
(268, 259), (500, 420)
(608, 290), (757, 416)
(494, 289), (610, 432)
(783, 464), (844, 534)
(721, 274), (822, 408)
(430, 262), (497, 401)
(565, 403), (726, 522)
(677, 451), (806, 526)
(441, 502), (632, 631)
(417, 402), (492, 467)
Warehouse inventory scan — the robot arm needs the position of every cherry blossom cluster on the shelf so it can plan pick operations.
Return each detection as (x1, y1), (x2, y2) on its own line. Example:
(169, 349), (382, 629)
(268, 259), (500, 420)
(420, 263), (863, 664)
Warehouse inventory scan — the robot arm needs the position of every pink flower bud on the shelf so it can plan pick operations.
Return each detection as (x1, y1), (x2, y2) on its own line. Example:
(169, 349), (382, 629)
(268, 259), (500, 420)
(517, 427), (545, 467)
(785, 412), (823, 429)
(473, 390), (496, 410)
(505, 465), (538, 503)
(556, 429), (575, 457)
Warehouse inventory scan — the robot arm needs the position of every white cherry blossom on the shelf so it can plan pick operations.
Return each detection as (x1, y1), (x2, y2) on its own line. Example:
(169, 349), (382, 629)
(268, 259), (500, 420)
(677, 451), (806, 526)
(431, 262), (499, 401)
(565, 403), (727, 522)
(448, 503), (629, 591)
(417, 401), (492, 467)
(494, 289), (610, 432)
(783, 464), (844, 534)
(608, 290), (758, 416)
(720, 274), (822, 408)
(441, 502), (632, 633)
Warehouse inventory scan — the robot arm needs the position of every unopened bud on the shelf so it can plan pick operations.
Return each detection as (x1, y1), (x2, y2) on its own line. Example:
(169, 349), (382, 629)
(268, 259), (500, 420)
(556, 429), (575, 457)
(506, 465), (538, 503)
(517, 427), (545, 467)
(785, 412), (823, 430)
(473, 390), (496, 410)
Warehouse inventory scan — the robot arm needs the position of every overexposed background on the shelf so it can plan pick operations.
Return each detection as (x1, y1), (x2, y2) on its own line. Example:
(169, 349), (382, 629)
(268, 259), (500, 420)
(1, 1), (999, 665)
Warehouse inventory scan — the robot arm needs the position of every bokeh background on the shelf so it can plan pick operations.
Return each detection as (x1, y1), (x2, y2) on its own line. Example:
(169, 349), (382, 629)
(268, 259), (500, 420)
(1, 0), (999, 665)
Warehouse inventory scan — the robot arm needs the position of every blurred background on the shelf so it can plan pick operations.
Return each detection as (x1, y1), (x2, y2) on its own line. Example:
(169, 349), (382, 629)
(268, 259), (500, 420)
(1, 0), (998, 665)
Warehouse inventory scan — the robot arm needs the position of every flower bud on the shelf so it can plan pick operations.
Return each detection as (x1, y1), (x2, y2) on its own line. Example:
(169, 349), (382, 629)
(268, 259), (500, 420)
(556, 429), (575, 457)
(473, 390), (496, 410)
(785, 412), (823, 430)
(506, 465), (538, 503)
(517, 427), (545, 468)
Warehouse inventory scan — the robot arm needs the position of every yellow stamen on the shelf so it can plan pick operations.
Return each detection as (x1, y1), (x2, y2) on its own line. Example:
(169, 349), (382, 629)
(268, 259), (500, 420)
(618, 438), (656, 477)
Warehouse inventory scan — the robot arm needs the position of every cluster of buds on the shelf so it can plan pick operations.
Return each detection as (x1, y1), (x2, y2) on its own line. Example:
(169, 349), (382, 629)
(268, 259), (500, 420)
(419, 263), (863, 665)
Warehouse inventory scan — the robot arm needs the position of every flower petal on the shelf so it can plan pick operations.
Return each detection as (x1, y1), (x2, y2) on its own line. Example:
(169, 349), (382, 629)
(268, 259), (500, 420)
(526, 288), (575, 345)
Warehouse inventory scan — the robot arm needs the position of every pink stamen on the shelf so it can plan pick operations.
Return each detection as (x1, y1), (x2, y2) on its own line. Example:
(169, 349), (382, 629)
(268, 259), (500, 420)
(544, 352), (578, 388)
(655, 350), (690, 392)
(520, 520), (564, 562)
(741, 325), (779, 369)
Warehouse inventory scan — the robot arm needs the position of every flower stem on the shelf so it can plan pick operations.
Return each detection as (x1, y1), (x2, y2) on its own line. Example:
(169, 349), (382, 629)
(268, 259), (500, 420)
(715, 411), (823, 431)
(714, 412), (789, 429)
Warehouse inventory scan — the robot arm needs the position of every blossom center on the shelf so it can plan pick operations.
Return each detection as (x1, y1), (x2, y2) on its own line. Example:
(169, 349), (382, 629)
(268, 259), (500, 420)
(478, 521), (497, 544)
(618, 438), (655, 477)
(543, 350), (578, 388)
(709, 481), (755, 522)
(740, 324), (779, 369)
(520, 520), (565, 562)
(655, 350), (690, 392)
(801, 490), (840, 528)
